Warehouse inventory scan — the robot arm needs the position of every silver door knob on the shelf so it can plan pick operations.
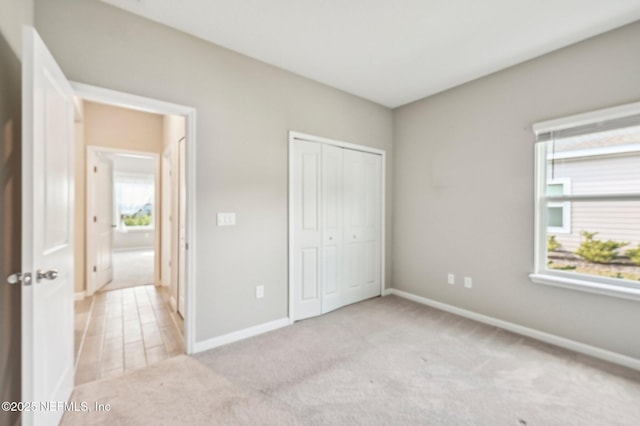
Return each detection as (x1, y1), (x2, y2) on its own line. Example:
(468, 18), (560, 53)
(36, 269), (58, 282)
(6, 272), (32, 286)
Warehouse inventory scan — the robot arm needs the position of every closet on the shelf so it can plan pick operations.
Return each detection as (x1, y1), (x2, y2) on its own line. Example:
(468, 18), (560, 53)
(290, 134), (383, 321)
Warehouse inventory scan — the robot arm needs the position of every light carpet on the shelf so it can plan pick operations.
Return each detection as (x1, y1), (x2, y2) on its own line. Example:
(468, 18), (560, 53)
(99, 249), (155, 292)
(62, 295), (640, 425)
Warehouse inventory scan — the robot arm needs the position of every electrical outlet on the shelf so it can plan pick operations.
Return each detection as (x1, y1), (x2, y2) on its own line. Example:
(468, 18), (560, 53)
(256, 285), (264, 299)
(464, 277), (472, 288)
(447, 274), (455, 285)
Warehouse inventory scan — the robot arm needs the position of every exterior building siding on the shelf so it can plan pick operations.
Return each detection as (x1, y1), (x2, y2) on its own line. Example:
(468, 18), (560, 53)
(552, 151), (640, 253)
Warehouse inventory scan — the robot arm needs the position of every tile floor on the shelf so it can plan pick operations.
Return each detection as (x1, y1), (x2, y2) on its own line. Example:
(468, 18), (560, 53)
(74, 285), (184, 385)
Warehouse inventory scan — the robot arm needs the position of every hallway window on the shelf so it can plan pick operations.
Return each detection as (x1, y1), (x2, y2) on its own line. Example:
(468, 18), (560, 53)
(115, 173), (155, 229)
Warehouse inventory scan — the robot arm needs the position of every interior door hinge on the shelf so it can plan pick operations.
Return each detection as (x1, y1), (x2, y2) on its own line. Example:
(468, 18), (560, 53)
(93, 266), (97, 273)
(93, 216), (97, 223)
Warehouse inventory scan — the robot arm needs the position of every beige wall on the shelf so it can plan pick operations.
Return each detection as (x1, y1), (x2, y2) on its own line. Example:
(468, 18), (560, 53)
(35, 0), (394, 342)
(392, 21), (640, 360)
(83, 101), (164, 153)
(75, 100), (164, 293)
(0, 1), (32, 423)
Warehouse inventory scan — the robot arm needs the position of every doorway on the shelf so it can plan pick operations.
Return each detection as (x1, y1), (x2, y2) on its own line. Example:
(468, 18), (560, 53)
(71, 84), (196, 385)
(87, 148), (159, 295)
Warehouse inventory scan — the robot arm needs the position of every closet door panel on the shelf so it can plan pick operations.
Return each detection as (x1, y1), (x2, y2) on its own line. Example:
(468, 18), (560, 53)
(301, 248), (319, 301)
(342, 149), (364, 305)
(291, 140), (322, 320)
(321, 145), (343, 313)
(362, 152), (382, 299)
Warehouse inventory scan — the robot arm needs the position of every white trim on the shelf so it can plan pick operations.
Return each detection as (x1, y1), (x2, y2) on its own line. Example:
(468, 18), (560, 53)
(546, 178), (571, 234)
(113, 227), (155, 233)
(287, 131), (386, 321)
(169, 296), (177, 312)
(530, 273), (640, 302)
(532, 100), (640, 135)
(112, 246), (154, 252)
(72, 82), (195, 117)
(193, 318), (291, 353)
(533, 142), (546, 283)
(290, 131), (386, 155)
(549, 143), (640, 160)
(287, 139), (295, 320)
(387, 288), (640, 372)
(72, 81), (198, 355)
(73, 291), (86, 301)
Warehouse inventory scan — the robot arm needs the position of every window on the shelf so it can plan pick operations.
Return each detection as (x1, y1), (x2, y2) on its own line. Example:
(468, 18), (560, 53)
(114, 173), (155, 229)
(546, 179), (571, 234)
(531, 102), (640, 300)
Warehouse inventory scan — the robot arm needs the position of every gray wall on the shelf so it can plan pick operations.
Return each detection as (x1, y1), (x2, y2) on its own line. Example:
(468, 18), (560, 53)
(393, 21), (640, 359)
(0, 1), (32, 423)
(34, 0), (393, 341)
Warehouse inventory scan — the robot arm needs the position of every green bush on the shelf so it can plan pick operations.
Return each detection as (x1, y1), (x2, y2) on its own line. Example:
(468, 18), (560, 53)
(627, 245), (640, 266)
(123, 213), (151, 227)
(575, 231), (628, 264)
(547, 235), (561, 252)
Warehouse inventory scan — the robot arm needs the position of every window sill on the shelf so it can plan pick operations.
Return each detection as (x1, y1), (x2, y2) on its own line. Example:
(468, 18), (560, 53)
(118, 227), (155, 232)
(530, 273), (640, 302)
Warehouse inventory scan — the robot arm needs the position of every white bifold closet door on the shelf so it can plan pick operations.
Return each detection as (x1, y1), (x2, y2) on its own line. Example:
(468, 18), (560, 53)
(291, 139), (382, 321)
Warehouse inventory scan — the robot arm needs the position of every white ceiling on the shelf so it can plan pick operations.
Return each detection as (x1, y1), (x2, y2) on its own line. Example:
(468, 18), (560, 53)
(101, 0), (640, 108)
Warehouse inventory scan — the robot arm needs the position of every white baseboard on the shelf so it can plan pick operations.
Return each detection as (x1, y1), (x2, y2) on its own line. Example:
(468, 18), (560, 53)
(193, 317), (291, 353)
(74, 291), (86, 301)
(169, 296), (177, 312)
(387, 288), (640, 372)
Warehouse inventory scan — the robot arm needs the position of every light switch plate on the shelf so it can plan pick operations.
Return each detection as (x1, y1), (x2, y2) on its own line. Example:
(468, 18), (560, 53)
(217, 212), (236, 226)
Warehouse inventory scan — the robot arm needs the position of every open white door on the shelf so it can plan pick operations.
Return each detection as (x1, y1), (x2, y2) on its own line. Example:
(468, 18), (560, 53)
(21, 26), (75, 426)
(87, 149), (114, 293)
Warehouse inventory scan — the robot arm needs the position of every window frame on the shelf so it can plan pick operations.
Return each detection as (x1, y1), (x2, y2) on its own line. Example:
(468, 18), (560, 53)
(546, 178), (571, 234)
(530, 101), (640, 302)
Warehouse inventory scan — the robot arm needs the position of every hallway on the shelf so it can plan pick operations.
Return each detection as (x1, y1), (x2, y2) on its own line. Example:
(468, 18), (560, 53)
(74, 285), (183, 385)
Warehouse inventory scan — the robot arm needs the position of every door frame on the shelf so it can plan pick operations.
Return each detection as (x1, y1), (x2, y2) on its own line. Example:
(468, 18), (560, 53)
(73, 82), (197, 354)
(86, 146), (160, 295)
(287, 131), (386, 322)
